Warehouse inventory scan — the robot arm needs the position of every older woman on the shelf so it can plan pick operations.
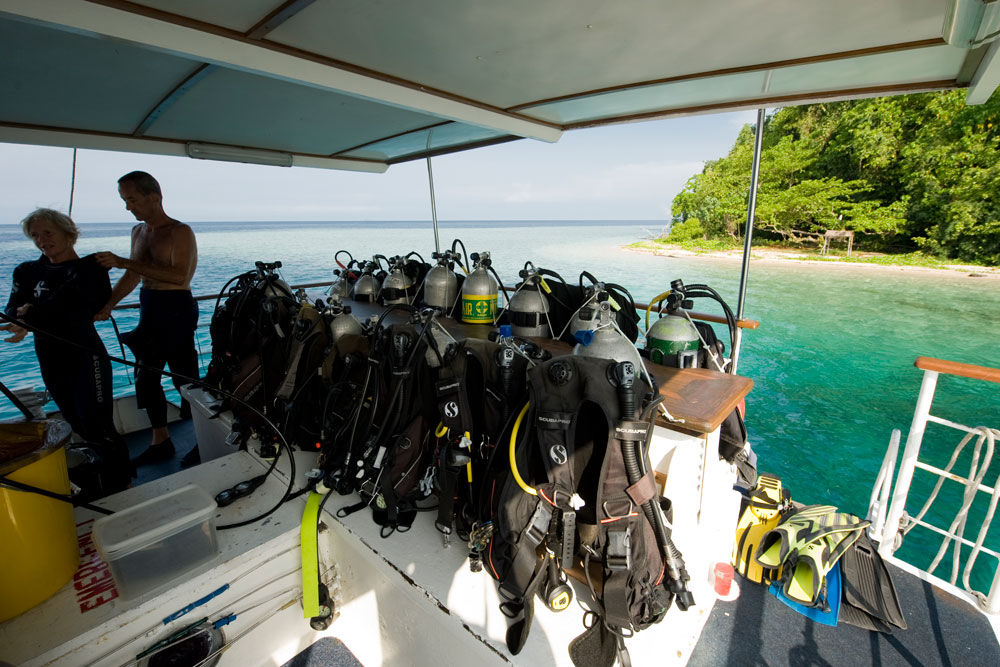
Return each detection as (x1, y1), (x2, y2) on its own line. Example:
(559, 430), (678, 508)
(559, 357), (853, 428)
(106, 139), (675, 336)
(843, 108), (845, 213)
(2, 208), (133, 496)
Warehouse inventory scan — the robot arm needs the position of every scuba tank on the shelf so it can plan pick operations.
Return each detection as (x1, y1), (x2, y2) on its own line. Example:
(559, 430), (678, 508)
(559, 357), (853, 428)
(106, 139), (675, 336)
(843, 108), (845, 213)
(507, 262), (551, 338)
(644, 279), (738, 372)
(326, 294), (363, 342)
(646, 313), (700, 368)
(381, 255), (413, 305)
(351, 258), (383, 303)
(568, 280), (606, 342)
(330, 250), (357, 300)
(329, 268), (353, 301)
(256, 261), (292, 299)
(423, 250), (461, 312)
(461, 251), (498, 325)
(572, 298), (638, 363)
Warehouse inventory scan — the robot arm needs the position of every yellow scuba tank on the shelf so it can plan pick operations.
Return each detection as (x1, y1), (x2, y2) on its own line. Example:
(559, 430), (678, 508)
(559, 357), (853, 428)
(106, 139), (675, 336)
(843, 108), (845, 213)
(461, 251), (497, 324)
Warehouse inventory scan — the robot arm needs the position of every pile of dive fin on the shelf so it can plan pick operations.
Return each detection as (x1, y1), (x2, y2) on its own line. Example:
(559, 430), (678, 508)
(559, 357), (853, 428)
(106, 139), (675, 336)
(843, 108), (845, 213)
(200, 242), (746, 666)
(732, 473), (908, 632)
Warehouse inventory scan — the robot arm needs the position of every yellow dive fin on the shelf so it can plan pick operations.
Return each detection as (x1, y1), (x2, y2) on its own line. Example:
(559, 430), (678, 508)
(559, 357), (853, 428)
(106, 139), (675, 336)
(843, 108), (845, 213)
(731, 474), (788, 584)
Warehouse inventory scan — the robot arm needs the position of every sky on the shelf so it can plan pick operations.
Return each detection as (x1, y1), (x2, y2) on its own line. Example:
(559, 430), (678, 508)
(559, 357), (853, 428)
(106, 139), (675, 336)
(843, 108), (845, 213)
(0, 110), (756, 224)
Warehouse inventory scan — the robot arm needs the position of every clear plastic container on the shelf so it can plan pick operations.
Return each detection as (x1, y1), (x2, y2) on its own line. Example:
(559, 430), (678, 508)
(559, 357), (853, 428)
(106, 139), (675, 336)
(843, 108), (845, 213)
(93, 484), (218, 599)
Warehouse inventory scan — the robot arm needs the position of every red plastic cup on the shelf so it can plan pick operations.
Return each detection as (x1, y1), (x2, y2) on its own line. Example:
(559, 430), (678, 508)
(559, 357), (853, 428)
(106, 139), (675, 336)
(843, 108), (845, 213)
(713, 562), (734, 596)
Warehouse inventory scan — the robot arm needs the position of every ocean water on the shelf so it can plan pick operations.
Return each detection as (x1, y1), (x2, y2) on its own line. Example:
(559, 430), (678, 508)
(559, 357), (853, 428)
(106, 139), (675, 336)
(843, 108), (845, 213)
(2, 220), (998, 589)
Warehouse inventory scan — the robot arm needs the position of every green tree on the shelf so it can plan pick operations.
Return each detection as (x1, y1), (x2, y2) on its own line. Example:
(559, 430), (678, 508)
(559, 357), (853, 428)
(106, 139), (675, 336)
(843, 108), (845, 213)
(670, 91), (1000, 265)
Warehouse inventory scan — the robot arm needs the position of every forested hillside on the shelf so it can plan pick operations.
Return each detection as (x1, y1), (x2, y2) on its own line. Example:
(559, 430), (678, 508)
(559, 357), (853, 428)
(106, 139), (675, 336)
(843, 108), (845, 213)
(671, 91), (1000, 265)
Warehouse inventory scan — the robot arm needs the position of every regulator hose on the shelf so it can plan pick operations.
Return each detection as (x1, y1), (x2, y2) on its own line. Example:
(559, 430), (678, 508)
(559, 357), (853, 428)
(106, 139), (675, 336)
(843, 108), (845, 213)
(612, 361), (694, 610)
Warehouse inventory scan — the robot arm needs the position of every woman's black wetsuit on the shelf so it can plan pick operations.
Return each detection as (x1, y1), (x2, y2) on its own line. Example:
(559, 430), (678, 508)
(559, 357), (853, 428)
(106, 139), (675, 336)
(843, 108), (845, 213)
(4, 253), (133, 492)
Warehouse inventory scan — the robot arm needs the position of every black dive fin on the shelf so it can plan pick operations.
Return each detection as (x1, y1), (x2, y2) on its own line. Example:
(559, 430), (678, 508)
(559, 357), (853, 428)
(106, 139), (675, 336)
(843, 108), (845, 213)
(839, 532), (907, 632)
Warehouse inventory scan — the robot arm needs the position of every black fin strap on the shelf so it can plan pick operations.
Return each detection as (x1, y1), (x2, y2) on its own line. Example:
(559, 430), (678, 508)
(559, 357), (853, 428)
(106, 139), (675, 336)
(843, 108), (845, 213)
(336, 500), (367, 518)
(436, 463), (459, 534)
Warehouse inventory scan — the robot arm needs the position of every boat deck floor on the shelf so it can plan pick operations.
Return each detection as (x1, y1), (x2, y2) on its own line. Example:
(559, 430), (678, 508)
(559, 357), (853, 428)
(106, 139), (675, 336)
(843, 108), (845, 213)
(123, 420), (999, 667)
(690, 566), (999, 666)
(124, 416), (198, 486)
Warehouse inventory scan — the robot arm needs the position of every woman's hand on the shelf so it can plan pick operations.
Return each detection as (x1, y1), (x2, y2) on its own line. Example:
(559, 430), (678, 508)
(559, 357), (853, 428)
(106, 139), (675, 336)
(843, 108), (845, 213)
(1, 322), (28, 343)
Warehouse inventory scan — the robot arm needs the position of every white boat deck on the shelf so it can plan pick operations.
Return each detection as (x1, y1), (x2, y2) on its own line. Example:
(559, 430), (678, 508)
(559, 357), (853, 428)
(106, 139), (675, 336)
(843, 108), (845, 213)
(0, 424), (742, 667)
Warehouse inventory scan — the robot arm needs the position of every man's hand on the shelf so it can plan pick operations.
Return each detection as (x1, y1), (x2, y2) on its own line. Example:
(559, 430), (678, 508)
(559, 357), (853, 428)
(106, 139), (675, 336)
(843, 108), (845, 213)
(95, 251), (125, 270)
(15, 303), (31, 318)
(0, 322), (27, 343)
(94, 303), (113, 322)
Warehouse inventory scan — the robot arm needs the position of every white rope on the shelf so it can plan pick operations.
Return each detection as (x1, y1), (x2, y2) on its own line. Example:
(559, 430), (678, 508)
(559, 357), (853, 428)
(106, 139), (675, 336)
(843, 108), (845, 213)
(680, 310), (727, 373)
(555, 292), (599, 341)
(903, 425), (1000, 602)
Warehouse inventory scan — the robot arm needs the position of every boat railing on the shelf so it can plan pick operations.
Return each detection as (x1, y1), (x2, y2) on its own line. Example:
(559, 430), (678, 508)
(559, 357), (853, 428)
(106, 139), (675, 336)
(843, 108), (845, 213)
(868, 356), (1000, 614)
(98, 281), (758, 403)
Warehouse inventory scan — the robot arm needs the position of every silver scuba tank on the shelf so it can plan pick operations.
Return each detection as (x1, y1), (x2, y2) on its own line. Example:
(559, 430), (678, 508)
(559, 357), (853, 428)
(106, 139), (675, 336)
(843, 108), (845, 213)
(329, 268), (353, 301)
(646, 312), (700, 368)
(381, 255), (412, 305)
(461, 251), (498, 325)
(352, 260), (381, 303)
(423, 251), (459, 312)
(508, 265), (550, 337)
(572, 300), (637, 363)
(569, 283), (602, 341)
(327, 296), (363, 342)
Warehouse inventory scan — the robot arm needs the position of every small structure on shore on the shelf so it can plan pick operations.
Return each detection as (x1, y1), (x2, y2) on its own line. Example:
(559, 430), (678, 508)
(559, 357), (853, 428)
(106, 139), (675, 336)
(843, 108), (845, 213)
(821, 230), (854, 256)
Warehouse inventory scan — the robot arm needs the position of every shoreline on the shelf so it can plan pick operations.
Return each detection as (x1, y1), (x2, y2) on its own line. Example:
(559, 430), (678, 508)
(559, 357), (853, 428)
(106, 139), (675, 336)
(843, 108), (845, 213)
(624, 243), (1000, 279)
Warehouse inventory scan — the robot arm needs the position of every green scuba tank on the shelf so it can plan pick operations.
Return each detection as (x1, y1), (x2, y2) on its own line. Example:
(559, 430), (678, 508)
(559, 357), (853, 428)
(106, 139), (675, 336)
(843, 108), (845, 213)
(646, 313), (700, 368)
(461, 251), (497, 324)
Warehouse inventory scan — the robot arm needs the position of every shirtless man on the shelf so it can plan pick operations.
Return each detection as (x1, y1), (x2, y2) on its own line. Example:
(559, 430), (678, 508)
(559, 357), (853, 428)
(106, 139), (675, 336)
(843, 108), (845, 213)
(96, 171), (199, 465)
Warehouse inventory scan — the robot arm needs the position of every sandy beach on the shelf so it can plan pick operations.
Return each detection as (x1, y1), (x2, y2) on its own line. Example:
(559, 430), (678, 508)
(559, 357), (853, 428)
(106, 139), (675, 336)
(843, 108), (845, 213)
(625, 243), (1000, 279)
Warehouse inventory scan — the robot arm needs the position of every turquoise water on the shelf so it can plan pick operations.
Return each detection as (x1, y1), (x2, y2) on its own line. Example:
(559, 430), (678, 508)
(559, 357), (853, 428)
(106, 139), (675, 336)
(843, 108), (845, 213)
(2, 220), (998, 588)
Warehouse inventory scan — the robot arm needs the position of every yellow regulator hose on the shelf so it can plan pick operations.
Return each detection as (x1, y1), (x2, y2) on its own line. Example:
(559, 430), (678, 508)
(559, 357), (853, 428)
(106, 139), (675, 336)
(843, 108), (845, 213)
(509, 402), (536, 496)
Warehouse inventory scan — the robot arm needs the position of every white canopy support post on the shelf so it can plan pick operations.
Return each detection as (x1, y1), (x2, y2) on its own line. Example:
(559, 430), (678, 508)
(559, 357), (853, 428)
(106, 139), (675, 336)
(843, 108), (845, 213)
(731, 107), (765, 374)
(68, 147), (77, 217)
(879, 368), (940, 558)
(427, 157), (440, 254)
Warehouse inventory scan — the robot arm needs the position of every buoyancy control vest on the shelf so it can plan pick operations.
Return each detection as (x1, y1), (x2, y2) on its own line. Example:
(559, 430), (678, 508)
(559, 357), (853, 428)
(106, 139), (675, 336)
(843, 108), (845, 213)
(204, 264), (298, 437)
(274, 301), (332, 451)
(479, 355), (691, 664)
(316, 332), (371, 477)
(432, 338), (529, 548)
(337, 317), (438, 536)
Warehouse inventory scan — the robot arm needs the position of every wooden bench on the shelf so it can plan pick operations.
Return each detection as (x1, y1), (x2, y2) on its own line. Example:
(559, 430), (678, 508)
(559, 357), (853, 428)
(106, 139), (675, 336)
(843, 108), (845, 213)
(821, 229), (854, 256)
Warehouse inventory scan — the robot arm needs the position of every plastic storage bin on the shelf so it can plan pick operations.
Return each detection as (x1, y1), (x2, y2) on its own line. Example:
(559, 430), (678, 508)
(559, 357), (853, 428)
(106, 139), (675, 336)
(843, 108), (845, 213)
(93, 484), (218, 599)
(179, 384), (242, 462)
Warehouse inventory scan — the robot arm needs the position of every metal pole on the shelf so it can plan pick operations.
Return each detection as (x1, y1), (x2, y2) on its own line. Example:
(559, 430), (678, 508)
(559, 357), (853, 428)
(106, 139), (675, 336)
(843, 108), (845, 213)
(730, 108), (765, 373)
(68, 148), (78, 217)
(426, 157), (440, 254)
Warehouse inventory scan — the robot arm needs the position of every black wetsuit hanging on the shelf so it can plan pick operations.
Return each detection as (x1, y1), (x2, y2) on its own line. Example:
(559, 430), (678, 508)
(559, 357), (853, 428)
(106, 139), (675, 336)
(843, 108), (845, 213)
(4, 253), (133, 491)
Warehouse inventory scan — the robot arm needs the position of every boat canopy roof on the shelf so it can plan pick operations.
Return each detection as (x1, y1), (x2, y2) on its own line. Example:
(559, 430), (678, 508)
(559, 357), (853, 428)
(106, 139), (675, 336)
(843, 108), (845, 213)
(2, 0), (1000, 172)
